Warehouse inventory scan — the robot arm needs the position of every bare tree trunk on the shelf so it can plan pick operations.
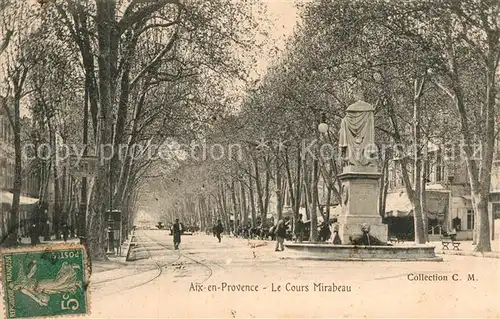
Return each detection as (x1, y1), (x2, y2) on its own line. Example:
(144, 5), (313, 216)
(264, 158), (271, 222)
(284, 148), (296, 217)
(276, 151), (283, 221)
(207, 196), (213, 229)
(379, 154), (389, 219)
(215, 192), (225, 228)
(8, 95), (22, 244)
(310, 158), (319, 242)
(421, 143), (429, 242)
(253, 155), (265, 225)
(295, 147), (302, 220)
(247, 161), (257, 227)
(240, 179), (248, 226)
(413, 77), (426, 244)
(325, 186), (332, 222)
(219, 183), (230, 232)
(230, 180), (238, 233)
(88, 0), (118, 260)
(302, 157), (311, 220)
(303, 184), (310, 221)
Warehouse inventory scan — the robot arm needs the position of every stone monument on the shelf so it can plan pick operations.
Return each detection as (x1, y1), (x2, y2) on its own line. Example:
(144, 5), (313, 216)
(337, 100), (388, 244)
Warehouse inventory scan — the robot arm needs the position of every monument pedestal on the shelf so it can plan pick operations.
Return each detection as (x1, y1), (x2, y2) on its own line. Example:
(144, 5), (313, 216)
(283, 100), (438, 260)
(338, 166), (388, 244)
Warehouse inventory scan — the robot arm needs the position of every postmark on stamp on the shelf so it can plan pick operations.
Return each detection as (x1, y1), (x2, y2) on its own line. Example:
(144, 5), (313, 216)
(0, 244), (89, 319)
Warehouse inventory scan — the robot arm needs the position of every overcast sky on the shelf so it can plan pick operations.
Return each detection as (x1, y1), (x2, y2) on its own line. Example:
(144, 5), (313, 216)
(252, 0), (300, 78)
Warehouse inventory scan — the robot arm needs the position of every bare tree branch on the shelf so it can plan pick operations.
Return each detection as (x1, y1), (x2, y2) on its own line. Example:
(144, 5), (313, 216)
(0, 28), (12, 56)
(130, 30), (178, 88)
(119, 0), (179, 33)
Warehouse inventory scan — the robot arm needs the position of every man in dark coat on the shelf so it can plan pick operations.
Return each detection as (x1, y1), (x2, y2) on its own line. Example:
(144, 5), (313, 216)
(215, 219), (224, 243)
(294, 214), (304, 242)
(172, 219), (182, 249)
(318, 221), (331, 242)
(29, 222), (40, 246)
(275, 219), (286, 251)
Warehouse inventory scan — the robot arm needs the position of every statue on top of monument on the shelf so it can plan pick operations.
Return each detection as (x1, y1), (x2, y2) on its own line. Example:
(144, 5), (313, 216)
(339, 100), (377, 167)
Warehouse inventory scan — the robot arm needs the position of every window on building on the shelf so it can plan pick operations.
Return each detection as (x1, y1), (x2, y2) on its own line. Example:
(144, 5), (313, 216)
(467, 209), (474, 230)
(493, 203), (500, 220)
(1, 117), (5, 140)
(495, 136), (500, 162)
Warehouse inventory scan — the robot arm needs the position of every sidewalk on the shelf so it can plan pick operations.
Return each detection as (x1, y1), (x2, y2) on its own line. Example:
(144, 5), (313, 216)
(18, 236), (129, 273)
(430, 240), (500, 258)
(19, 236), (80, 245)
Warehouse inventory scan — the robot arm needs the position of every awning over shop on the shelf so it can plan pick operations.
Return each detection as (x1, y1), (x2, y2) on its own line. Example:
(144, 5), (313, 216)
(426, 191), (449, 220)
(384, 190), (448, 219)
(452, 195), (472, 209)
(0, 191), (39, 206)
(385, 192), (412, 217)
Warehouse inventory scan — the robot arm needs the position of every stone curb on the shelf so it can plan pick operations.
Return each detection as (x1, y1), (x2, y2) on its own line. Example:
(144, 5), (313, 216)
(283, 256), (444, 262)
(437, 251), (500, 259)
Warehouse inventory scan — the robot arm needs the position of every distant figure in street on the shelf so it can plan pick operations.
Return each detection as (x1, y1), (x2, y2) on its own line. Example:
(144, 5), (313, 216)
(294, 214), (304, 242)
(29, 223), (40, 246)
(318, 221), (331, 242)
(172, 219), (182, 249)
(43, 219), (50, 241)
(61, 222), (69, 243)
(332, 223), (341, 244)
(215, 220), (224, 243)
(275, 219), (286, 252)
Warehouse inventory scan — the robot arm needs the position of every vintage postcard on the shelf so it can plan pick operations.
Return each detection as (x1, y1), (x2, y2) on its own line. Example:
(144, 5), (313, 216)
(1, 0), (500, 318)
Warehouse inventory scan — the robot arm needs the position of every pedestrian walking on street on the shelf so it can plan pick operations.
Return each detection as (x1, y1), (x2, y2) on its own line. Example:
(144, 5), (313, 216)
(275, 219), (286, 252)
(294, 214), (304, 242)
(172, 219), (182, 249)
(215, 219), (224, 243)
(29, 222), (40, 246)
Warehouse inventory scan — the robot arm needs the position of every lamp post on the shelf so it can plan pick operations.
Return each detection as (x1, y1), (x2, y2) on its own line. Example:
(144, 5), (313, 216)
(318, 112), (329, 225)
(106, 155), (115, 255)
(107, 211), (114, 254)
(80, 87), (89, 245)
(318, 112), (328, 135)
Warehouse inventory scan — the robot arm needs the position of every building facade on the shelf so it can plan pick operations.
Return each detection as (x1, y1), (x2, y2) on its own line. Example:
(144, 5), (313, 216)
(385, 141), (500, 241)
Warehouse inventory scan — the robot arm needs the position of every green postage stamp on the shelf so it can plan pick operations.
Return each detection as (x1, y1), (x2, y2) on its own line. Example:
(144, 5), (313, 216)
(0, 244), (89, 318)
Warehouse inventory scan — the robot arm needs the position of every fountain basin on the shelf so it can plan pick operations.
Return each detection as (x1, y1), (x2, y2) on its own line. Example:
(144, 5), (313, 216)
(284, 242), (443, 261)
